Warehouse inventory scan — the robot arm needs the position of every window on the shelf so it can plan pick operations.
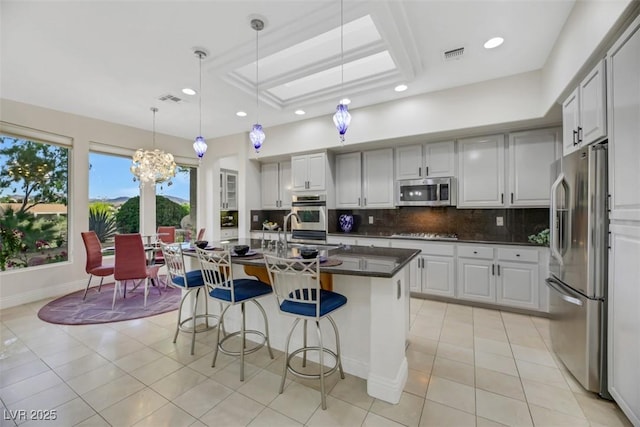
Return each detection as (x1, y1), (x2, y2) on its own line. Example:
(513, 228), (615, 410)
(89, 151), (197, 244)
(0, 133), (69, 271)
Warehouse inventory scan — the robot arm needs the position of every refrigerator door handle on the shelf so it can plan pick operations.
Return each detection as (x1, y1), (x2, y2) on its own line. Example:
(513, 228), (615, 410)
(545, 277), (583, 306)
(549, 174), (565, 266)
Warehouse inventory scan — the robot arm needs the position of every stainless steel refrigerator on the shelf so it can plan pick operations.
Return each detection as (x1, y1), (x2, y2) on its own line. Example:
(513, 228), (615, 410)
(547, 141), (610, 398)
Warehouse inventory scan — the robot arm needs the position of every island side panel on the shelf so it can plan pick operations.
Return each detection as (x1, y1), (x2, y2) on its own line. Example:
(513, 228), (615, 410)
(367, 269), (409, 404)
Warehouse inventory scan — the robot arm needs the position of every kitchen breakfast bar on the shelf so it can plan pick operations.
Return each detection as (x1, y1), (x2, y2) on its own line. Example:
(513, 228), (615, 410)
(186, 240), (420, 404)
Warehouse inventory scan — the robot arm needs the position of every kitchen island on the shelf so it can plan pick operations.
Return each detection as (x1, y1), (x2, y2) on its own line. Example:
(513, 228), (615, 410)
(187, 239), (420, 404)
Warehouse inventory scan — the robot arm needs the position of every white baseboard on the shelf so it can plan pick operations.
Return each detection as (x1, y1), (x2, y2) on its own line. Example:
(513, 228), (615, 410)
(367, 357), (408, 404)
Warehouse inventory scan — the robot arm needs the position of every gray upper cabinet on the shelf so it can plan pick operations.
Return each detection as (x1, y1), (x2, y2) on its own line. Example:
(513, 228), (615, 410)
(395, 141), (455, 180)
(562, 60), (607, 156)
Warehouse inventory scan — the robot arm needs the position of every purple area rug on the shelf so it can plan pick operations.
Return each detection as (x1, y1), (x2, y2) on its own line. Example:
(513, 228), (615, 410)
(38, 279), (182, 325)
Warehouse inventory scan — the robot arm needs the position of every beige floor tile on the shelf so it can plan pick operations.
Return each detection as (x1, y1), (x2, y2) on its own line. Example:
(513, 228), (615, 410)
(475, 350), (518, 376)
(81, 374), (146, 412)
(129, 355), (183, 385)
(73, 414), (111, 427)
(0, 370), (63, 405)
(474, 326), (510, 342)
(505, 330), (547, 349)
(132, 402), (196, 427)
(329, 374), (374, 410)
(362, 412), (405, 427)
(475, 367), (525, 401)
(574, 393), (633, 427)
(65, 363), (127, 395)
(407, 335), (439, 356)
(476, 389), (533, 426)
(20, 397), (96, 427)
(151, 365), (208, 399)
(237, 369), (289, 406)
(247, 407), (303, 427)
(307, 395), (368, 427)
(100, 387), (168, 426)
(405, 348), (435, 374)
(521, 379), (586, 418)
(7, 382), (76, 415)
(425, 376), (475, 414)
(529, 403), (590, 426)
(268, 382), (321, 424)
(515, 358), (569, 389)
(0, 358), (50, 388)
(200, 392), (265, 426)
(212, 359), (262, 390)
(510, 343), (557, 368)
(476, 416), (509, 426)
(438, 328), (474, 349)
(419, 399), (476, 426)
(0, 347), (37, 372)
(172, 378), (233, 418)
(431, 356), (475, 386)
(113, 347), (165, 372)
(474, 337), (512, 357)
(436, 341), (475, 365)
(39, 344), (94, 368)
(370, 391), (424, 427)
(53, 353), (111, 381)
(403, 368), (430, 398)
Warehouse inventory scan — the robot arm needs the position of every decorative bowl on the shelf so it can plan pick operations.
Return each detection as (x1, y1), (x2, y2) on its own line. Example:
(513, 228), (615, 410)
(233, 245), (250, 256)
(194, 240), (208, 249)
(300, 247), (319, 259)
(339, 214), (354, 233)
(263, 222), (279, 230)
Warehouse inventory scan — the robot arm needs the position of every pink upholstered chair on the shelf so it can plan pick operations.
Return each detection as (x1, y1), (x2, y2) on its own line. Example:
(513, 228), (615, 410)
(154, 226), (176, 265)
(196, 228), (206, 241)
(113, 233), (160, 310)
(81, 231), (114, 300)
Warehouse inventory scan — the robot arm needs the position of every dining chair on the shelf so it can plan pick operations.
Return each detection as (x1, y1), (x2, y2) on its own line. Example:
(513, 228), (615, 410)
(113, 233), (161, 310)
(154, 226), (176, 265)
(161, 242), (222, 355)
(263, 254), (347, 410)
(196, 248), (274, 381)
(196, 228), (206, 241)
(80, 231), (114, 300)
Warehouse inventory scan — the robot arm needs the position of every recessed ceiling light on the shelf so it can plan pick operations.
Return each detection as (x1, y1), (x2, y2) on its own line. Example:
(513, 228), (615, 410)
(236, 111), (247, 117)
(182, 88), (196, 95)
(340, 98), (351, 105)
(295, 109), (306, 115)
(394, 84), (408, 92)
(484, 37), (504, 49)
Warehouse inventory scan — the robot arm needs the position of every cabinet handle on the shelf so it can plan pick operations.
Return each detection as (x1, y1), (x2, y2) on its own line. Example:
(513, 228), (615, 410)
(510, 193), (514, 204)
(418, 167), (421, 177)
(578, 126), (583, 143)
(473, 250), (478, 254)
(358, 197), (361, 206)
(426, 166), (429, 176)
(572, 130), (578, 146)
(516, 253), (520, 257)
(501, 193), (504, 204)
(364, 197), (367, 206)
(497, 264), (501, 276)
(492, 264), (495, 275)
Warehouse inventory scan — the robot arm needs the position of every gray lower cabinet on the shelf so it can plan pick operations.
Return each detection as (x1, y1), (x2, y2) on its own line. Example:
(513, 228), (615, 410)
(457, 244), (539, 310)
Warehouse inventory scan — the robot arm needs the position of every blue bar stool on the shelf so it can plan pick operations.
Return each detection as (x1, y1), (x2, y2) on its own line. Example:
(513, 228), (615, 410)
(264, 254), (347, 410)
(161, 242), (221, 355)
(196, 248), (274, 381)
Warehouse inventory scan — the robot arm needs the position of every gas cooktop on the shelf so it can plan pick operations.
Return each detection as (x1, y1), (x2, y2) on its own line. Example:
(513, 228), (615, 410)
(391, 233), (458, 240)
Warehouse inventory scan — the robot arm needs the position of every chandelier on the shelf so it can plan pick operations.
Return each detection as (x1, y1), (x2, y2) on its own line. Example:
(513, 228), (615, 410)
(332, 0), (351, 143)
(249, 18), (265, 153)
(130, 107), (176, 186)
(193, 49), (208, 159)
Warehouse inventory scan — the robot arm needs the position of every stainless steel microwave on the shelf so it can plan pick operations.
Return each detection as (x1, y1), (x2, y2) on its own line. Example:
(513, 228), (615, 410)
(395, 177), (456, 206)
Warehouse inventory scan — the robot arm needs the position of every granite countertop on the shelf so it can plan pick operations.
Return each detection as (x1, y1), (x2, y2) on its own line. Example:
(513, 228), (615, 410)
(191, 238), (420, 279)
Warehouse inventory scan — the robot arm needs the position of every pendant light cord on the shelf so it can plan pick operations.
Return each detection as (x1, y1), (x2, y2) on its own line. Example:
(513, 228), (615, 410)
(340, 0), (344, 99)
(152, 107), (157, 148)
(255, 26), (259, 123)
(198, 53), (203, 136)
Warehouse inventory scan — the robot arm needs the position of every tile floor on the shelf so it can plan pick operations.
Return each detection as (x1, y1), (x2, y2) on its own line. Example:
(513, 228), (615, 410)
(0, 296), (632, 426)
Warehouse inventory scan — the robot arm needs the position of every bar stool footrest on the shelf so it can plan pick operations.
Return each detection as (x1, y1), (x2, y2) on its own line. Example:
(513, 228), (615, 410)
(178, 313), (221, 334)
(286, 346), (340, 380)
(218, 330), (268, 357)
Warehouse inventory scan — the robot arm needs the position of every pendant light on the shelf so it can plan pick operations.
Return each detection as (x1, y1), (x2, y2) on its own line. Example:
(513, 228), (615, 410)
(333, 0), (351, 143)
(130, 107), (177, 186)
(249, 18), (265, 153)
(193, 49), (208, 160)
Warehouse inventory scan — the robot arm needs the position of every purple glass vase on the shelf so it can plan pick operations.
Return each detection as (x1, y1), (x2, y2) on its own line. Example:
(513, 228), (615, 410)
(339, 214), (353, 233)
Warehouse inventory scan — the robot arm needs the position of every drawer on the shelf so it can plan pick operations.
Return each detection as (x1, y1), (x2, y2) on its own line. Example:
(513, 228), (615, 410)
(457, 245), (494, 259)
(422, 242), (455, 257)
(497, 247), (538, 263)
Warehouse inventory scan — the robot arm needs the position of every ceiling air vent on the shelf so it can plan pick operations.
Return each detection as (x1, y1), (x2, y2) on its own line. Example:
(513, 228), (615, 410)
(158, 93), (183, 103)
(443, 47), (465, 61)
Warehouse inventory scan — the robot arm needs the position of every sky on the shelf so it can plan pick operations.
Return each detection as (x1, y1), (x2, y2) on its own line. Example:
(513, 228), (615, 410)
(89, 152), (190, 201)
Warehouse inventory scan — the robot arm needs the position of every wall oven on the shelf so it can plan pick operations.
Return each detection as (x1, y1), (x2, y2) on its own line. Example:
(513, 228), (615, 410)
(291, 194), (327, 242)
(395, 177), (456, 206)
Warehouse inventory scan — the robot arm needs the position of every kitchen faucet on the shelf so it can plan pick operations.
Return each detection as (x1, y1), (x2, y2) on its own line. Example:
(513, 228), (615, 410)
(282, 211), (300, 252)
